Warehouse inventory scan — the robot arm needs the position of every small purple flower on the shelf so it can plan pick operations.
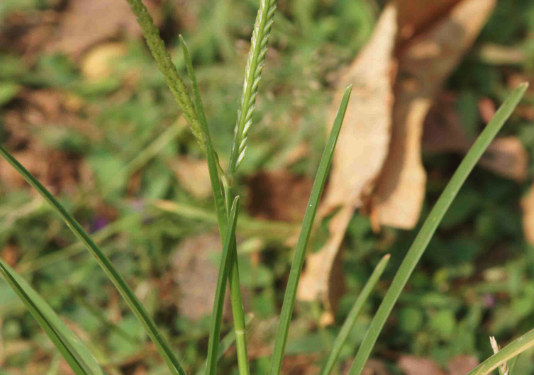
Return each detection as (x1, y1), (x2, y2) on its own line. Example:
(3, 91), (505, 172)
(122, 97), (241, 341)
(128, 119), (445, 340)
(90, 216), (108, 233)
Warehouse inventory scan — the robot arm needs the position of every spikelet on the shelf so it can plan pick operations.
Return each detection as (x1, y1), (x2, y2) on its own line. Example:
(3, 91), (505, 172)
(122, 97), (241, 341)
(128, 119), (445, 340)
(229, 0), (277, 172)
(490, 336), (510, 375)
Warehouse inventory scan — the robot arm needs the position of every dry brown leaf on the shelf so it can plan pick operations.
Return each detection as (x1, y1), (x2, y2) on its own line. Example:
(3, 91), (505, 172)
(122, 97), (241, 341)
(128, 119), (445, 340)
(1, 245), (19, 267)
(169, 157), (213, 200)
(396, 0), (462, 43)
(297, 5), (398, 313)
(323, 4), (397, 211)
(373, 0), (496, 229)
(480, 137), (528, 181)
(246, 170), (313, 222)
(46, 0), (161, 57)
(360, 359), (391, 375)
(423, 94), (528, 181)
(398, 356), (446, 375)
(397, 355), (479, 375)
(447, 356), (479, 375)
(522, 186), (534, 245)
(297, 205), (353, 315)
(170, 233), (232, 321)
(81, 43), (127, 81)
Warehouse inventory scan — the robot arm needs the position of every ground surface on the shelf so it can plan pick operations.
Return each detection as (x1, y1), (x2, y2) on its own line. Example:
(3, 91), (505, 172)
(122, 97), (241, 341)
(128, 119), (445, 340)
(2, 1), (534, 374)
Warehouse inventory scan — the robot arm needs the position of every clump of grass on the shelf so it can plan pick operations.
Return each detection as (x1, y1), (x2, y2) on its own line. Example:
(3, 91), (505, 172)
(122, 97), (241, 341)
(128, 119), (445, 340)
(0, 1), (532, 375)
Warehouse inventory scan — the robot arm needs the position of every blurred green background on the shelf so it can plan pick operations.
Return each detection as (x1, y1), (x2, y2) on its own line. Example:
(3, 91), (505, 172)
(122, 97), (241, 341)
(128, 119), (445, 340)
(2, 0), (534, 374)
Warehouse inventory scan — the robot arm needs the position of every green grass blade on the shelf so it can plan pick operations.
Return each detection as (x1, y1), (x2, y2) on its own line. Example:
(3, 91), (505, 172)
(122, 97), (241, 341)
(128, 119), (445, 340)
(0, 145), (187, 375)
(320, 254), (390, 375)
(348, 82), (529, 375)
(180, 34), (251, 375)
(227, 244), (250, 375)
(269, 85), (352, 375)
(124, 0), (204, 151)
(228, 0), (278, 174)
(179, 35), (228, 234)
(0, 259), (104, 375)
(206, 196), (240, 375)
(465, 328), (534, 375)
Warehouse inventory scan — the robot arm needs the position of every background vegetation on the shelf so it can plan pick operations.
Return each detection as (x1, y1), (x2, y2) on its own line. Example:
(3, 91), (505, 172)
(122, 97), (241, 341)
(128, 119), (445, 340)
(2, 0), (534, 374)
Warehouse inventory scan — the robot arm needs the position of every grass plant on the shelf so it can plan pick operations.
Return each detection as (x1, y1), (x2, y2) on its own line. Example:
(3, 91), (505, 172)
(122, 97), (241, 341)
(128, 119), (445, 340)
(0, 1), (532, 375)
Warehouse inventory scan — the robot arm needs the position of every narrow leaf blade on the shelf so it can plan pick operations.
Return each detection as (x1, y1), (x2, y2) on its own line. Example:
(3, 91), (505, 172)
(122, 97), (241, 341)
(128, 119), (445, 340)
(320, 254), (390, 375)
(348, 83), (529, 375)
(269, 85), (353, 375)
(0, 145), (186, 375)
(206, 196), (241, 375)
(0, 259), (104, 375)
(466, 328), (534, 375)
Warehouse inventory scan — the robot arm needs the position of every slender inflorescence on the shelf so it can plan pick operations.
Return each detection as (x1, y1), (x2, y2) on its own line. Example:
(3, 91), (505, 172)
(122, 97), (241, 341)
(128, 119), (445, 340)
(125, 0), (205, 151)
(228, 0), (278, 174)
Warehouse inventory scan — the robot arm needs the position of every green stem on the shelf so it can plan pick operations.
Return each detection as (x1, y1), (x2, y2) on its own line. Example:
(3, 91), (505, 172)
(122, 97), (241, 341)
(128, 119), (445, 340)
(179, 36), (251, 375)
(348, 82), (528, 375)
(205, 198), (240, 375)
(466, 327), (534, 375)
(320, 254), (390, 375)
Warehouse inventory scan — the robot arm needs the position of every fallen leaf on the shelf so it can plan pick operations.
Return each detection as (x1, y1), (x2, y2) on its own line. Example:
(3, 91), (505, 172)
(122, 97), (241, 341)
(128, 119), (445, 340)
(360, 359), (391, 375)
(480, 137), (528, 181)
(170, 232), (231, 321)
(280, 355), (321, 375)
(47, 0), (161, 57)
(447, 355), (479, 375)
(168, 157), (214, 200)
(81, 43), (127, 81)
(297, 4), (397, 313)
(246, 170), (313, 222)
(297, 205), (353, 315)
(397, 0), (461, 43)
(522, 186), (534, 246)
(373, 0), (496, 229)
(323, 4), (397, 212)
(1, 245), (19, 267)
(423, 93), (528, 181)
(398, 356), (446, 375)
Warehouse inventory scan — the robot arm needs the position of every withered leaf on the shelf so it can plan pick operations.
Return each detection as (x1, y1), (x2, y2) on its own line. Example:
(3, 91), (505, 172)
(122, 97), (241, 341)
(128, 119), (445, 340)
(168, 157), (213, 200)
(170, 233), (232, 321)
(423, 94), (528, 181)
(373, 0), (496, 229)
(398, 356), (446, 375)
(47, 0), (161, 57)
(297, 206), (353, 315)
(323, 4), (397, 212)
(297, 5), (398, 313)
(522, 185), (534, 246)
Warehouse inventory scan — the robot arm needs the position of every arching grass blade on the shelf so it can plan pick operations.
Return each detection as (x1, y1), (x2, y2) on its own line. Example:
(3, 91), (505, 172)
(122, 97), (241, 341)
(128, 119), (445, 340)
(320, 254), (390, 375)
(269, 84), (352, 375)
(466, 328), (534, 375)
(180, 34), (251, 375)
(0, 145), (186, 375)
(0, 259), (104, 375)
(205, 196), (240, 375)
(348, 83), (529, 375)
